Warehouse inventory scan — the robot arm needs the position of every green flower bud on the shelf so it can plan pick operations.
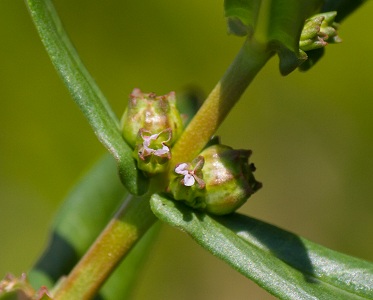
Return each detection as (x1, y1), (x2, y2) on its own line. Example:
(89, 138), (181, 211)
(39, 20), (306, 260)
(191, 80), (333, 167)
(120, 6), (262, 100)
(121, 88), (183, 148)
(300, 11), (341, 53)
(121, 88), (184, 175)
(169, 144), (262, 215)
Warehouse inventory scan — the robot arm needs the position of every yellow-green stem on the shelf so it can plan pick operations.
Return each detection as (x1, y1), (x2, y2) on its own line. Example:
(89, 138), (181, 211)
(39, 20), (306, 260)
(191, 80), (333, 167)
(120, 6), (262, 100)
(53, 194), (157, 300)
(52, 35), (273, 300)
(171, 39), (274, 168)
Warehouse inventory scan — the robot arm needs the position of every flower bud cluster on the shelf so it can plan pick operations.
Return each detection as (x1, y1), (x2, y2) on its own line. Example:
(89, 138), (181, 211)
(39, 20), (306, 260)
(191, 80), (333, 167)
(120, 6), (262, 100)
(121, 89), (262, 215)
(121, 88), (183, 175)
(169, 144), (262, 215)
(300, 11), (341, 52)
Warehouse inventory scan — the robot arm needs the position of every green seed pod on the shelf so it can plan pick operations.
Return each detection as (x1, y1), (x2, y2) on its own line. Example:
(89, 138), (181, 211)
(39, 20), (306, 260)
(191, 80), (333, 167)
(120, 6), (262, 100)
(121, 88), (183, 148)
(199, 145), (262, 215)
(121, 88), (184, 175)
(169, 144), (262, 215)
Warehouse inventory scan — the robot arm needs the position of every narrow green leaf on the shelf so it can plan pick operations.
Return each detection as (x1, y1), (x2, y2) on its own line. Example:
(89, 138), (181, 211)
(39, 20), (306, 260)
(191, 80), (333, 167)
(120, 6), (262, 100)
(150, 194), (373, 300)
(224, 0), (323, 75)
(224, 0), (261, 37)
(28, 154), (127, 290)
(267, 0), (322, 75)
(25, 0), (148, 195)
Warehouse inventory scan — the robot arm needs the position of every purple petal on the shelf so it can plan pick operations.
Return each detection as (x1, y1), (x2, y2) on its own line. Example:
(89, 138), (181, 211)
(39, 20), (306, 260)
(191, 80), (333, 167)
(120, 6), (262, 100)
(175, 163), (189, 175)
(183, 174), (195, 186)
(154, 145), (170, 157)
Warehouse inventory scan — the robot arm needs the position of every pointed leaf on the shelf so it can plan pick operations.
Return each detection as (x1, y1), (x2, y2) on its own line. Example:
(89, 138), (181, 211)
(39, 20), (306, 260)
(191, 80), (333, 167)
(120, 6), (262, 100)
(150, 194), (373, 300)
(224, 0), (261, 37)
(224, 0), (324, 75)
(267, 0), (322, 75)
(25, 0), (148, 195)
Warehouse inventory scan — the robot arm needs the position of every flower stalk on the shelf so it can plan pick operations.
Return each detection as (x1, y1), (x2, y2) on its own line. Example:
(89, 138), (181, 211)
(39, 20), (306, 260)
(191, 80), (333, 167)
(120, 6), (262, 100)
(170, 39), (273, 168)
(52, 193), (157, 300)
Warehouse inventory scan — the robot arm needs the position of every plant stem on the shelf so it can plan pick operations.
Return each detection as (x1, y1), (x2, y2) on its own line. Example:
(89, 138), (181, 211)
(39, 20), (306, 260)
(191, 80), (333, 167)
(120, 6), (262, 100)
(170, 39), (274, 168)
(52, 194), (157, 300)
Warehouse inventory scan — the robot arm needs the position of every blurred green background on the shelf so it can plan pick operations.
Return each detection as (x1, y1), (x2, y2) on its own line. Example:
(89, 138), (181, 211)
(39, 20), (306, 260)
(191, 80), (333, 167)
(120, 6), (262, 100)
(1, 1), (373, 299)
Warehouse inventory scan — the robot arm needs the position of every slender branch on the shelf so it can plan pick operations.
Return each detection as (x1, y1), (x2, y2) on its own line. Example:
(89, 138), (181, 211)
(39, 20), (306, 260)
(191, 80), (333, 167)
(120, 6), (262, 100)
(170, 39), (274, 168)
(50, 38), (273, 298)
(53, 194), (157, 300)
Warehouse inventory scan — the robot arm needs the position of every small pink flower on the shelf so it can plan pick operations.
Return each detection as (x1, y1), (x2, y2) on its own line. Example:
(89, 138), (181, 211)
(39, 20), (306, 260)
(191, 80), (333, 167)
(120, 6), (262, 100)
(138, 129), (171, 160)
(174, 156), (205, 188)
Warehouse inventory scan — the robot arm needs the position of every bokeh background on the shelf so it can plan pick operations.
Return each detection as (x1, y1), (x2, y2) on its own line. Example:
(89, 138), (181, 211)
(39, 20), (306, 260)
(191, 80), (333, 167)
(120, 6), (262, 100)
(1, 1), (373, 299)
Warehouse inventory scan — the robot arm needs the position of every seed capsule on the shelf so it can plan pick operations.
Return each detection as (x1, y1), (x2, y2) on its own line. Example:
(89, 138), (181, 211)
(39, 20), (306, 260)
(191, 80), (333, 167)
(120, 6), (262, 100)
(169, 144), (262, 215)
(121, 88), (184, 175)
(121, 88), (183, 148)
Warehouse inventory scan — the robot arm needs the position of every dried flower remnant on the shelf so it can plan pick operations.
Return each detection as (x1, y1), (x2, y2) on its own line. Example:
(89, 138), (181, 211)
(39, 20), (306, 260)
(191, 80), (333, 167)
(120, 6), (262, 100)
(0, 273), (52, 300)
(136, 129), (172, 175)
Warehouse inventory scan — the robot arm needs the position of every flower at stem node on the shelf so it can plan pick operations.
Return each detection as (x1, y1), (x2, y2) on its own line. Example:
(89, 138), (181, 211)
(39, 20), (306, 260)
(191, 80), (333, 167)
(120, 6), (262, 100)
(169, 144), (262, 215)
(121, 88), (184, 175)
(121, 88), (183, 148)
(169, 156), (206, 208)
(135, 128), (172, 175)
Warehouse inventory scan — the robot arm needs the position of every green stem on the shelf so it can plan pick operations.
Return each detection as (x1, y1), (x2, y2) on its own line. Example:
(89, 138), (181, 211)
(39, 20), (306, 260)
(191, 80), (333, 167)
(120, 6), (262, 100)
(171, 39), (274, 167)
(53, 194), (157, 300)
